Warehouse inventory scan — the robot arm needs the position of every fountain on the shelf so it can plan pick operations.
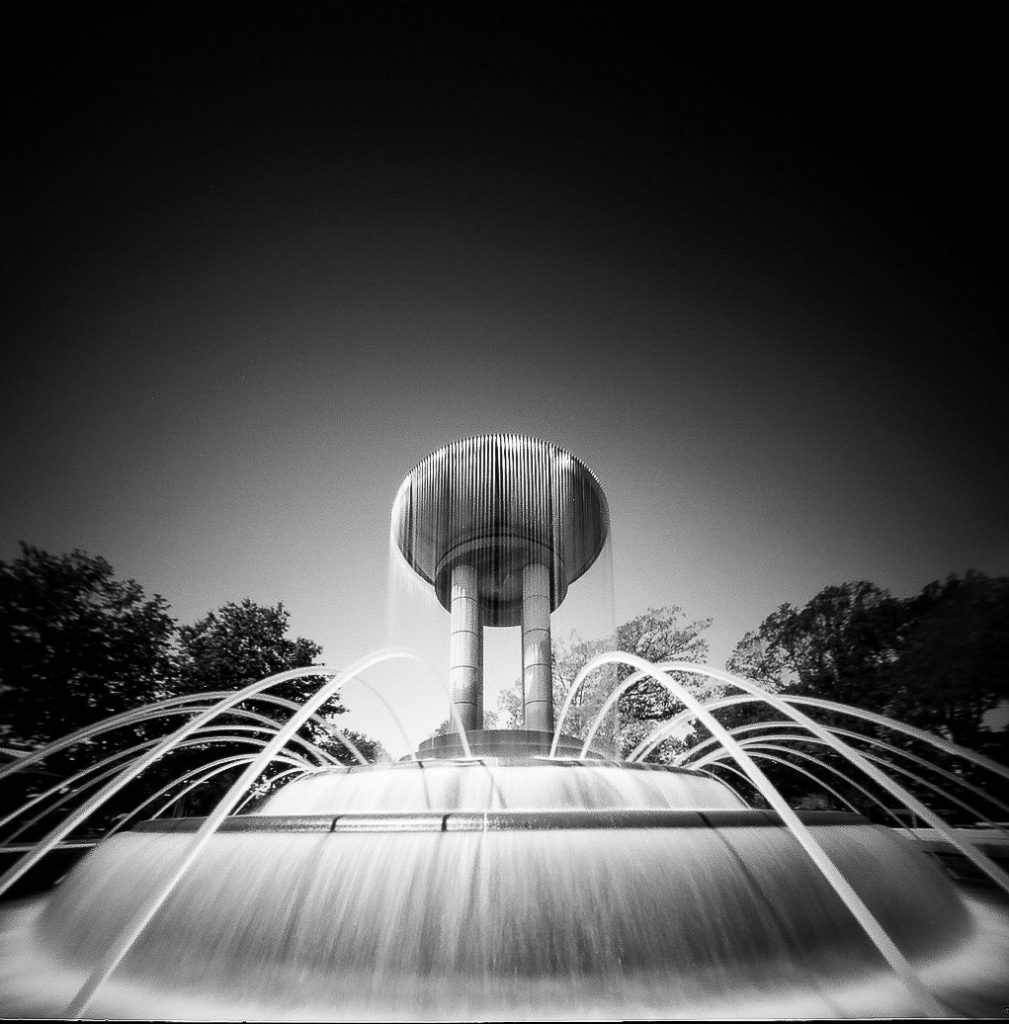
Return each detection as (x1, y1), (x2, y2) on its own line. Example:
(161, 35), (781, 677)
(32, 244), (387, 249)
(1, 434), (1007, 1019)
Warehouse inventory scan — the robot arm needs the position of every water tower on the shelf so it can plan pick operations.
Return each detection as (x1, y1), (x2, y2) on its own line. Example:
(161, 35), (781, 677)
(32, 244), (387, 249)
(391, 435), (609, 740)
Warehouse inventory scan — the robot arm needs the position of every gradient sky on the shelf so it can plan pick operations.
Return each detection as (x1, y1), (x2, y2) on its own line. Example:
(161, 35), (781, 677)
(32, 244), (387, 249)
(3, 5), (1005, 754)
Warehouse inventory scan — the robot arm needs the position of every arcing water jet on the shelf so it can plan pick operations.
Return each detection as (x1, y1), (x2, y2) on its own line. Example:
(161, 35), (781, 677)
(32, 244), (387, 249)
(1, 434), (1007, 1019)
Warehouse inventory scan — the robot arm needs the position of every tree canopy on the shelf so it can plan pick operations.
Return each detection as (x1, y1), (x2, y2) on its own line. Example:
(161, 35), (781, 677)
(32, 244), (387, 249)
(0, 544), (176, 750)
(875, 571), (1009, 750)
(613, 606), (713, 721)
(720, 574), (1009, 815)
(727, 574), (1009, 753)
(176, 599), (324, 703)
(496, 606), (714, 757)
(4, 540), (1006, 831)
(0, 544), (380, 833)
(726, 581), (905, 709)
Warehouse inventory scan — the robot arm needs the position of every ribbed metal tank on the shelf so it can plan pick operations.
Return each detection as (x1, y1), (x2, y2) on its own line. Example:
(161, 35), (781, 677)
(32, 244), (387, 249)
(391, 435), (609, 625)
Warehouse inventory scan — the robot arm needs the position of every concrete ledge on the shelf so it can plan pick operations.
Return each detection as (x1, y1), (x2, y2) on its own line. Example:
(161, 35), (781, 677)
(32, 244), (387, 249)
(413, 729), (610, 760)
(133, 815), (335, 833)
(131, 809), (868, 834)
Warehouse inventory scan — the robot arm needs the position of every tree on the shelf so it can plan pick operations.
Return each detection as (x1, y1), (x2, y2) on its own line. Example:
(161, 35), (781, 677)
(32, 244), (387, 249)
(0, 544), (178, 834)
(727, 575), (1009, 748)
(176, 599), (323, 701)
(174, 598), (362, 766)
(723, 574), (1009, 817)
(726, 582), (905, 710)
(494, 633), (613, 733)
(880, 571), (1009, 751)
(613, 606), (713, 720)
(0, 549), (385, 836)
(723, 582), (918, 811)
(496, 607), (714, 758)
(0, 544), (176, 751)
(108, 599), (378, 819)
(494, 679), (529, 731)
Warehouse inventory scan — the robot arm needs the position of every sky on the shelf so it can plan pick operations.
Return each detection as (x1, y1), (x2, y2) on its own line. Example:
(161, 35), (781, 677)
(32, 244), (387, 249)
(3, 4), (1005, 755)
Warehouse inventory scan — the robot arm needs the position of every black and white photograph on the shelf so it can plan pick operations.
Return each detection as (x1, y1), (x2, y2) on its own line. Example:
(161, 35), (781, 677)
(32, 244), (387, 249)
(1, 3), (1006, 1019)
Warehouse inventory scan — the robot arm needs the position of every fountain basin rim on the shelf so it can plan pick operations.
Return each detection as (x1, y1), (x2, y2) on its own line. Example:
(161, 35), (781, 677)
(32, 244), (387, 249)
(131, 809), (869, 834)
(334, 754), (717, 773)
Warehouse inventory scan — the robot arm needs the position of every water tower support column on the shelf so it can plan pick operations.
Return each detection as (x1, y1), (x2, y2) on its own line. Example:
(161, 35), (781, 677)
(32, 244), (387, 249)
(450, 564), (482, 732)
(522, 562), (553, 733)
(392, 435), (609, 743)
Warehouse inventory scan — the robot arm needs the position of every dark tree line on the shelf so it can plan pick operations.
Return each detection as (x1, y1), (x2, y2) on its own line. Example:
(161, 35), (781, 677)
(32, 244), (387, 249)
(727, 572), (1009, 756)
(717, 573), (1009, 819)
(0, 544), (377, 832)
(491, 574), (1008, 771)
(0, 546), (177, 749)
(3, 542), (1006, 829)
(493, 573), (1008, 821)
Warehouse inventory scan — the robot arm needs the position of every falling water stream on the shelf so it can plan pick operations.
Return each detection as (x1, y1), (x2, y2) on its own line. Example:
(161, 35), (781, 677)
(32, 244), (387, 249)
(1, 655), (1007, 1018)
(2, 435), (1007, 1018)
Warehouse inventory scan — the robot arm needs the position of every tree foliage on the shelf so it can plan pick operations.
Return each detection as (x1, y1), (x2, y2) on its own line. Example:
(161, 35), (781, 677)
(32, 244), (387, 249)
(176, 599), (325, 705)
(6, 538), (1006, 833)
(496, 606), (714, 758)
(727, 581), (905, 710)
(727, 574), (1009, 752)
(613, 606), (713, 721)
(722, 574), (1009, 816)
(0, 544), (176, 750)
(0, 545), (380, 836)
(878, 571), (1009, 750)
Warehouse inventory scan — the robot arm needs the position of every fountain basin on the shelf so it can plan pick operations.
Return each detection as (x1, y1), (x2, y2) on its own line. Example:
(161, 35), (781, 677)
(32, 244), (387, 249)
(2, 758), (1005, 1019)
(256, 756), (746, 815)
